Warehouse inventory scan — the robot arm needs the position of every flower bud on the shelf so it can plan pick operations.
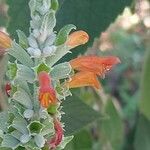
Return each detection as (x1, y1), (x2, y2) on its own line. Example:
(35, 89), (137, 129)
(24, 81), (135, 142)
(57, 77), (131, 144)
(43, 45), (57, 57)
(27, 47), (41, 58)
(0, 31), (12, 54)
(66, 30), (89, 48)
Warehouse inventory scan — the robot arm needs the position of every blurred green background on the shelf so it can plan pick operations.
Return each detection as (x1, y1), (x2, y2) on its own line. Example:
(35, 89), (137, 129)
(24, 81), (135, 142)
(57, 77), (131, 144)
(0, 0), (150, 150)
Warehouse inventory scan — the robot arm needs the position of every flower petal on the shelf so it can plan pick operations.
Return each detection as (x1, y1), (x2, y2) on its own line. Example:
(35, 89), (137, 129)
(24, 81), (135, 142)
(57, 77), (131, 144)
(38, 71), (57, 108)
(38, 71), (51, 88)
(66, 30), (89, 48)
(0, 31), (12, 49)
(70, 56), (121, 77)
(67, 71), (101, 89)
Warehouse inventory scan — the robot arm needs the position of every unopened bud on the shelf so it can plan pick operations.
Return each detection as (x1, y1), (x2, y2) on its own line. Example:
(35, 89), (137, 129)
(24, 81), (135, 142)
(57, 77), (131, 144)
(27, 47), (41, 58)
(66, 30), (89, 48)
(42, 45), (57, 57)
(0, 31), (12, 51)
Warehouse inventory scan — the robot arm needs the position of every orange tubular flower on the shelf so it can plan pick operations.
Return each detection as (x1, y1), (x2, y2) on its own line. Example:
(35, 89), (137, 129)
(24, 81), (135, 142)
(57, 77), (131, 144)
(0, 31), (12, 49)
(66, 30), (89, 48)
(70, 56), (121, 77)
(67, 71), (101, 89)
(38, 71), (57, 108)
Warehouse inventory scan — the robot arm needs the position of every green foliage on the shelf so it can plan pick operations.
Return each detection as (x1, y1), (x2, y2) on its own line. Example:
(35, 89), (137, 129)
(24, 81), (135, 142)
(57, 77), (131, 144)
(134, 115), (150, 150)
(62, 93), (102, 136)
(6, 0), (30, 39)
(139, 47), (150, 120)
(99, 99), (124, 150)
(64, 130), (93, 150)
(0, 1), (8, 27)
(6, 0), (132, 60)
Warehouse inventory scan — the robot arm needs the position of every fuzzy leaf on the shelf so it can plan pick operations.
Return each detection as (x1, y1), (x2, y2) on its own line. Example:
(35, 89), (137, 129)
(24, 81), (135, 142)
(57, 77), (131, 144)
(46, 45), (70, 66)
(41, 118), (54, 136)
(16, 64), (35, 83)
(58, 136), (74, 150)
(34, 134), (45, 148)
(23, 109), (34, 119)
(0, 112), (9, 132)
(11, 116), (28, 134)
(55, 24), (76, 46)
(1, 134), (20, 149)
(40, 10), (56, 38)
(13, 88), (33, 109)
(7, 62), (17, 80)
(8, 42), (34, 67)
(16, 30), (28, 49)
(51, 62), (72, 80)
(20, 134), (31, 144)
(11, 130), (22, 140)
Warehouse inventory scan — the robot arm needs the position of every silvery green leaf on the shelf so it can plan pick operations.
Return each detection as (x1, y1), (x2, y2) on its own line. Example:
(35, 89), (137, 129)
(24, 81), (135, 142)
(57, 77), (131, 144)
(16, 64), (35, 83)
(1, 134), (20, 149)
(29, 0), (36, 18)
(33, 29), (40, 38)
(39, 109), (48, 119)
(27, 47), (41, 58)
(11, 116), (28, 134)
(57, 89), (72, 100)
(0, 112), (9, 132)
(46, 45), (70, 66)
(51, 62), (72, 80)
(23, 109), (34, 119)
(0, 129), (4, 138)
(13, 88), (33, 109)
(20, 134), (31, 144)
(57, 136), (74, 150)
(55, 24), (76, 46)
(11, 130), (22, 140)
(30, 15), (42, 30)
(14, 79), (30, 95)
(28, 35), (38, 48)
(8, 106), (22, 118)
(17, 30), (28, 49)
(39, 11), (56, 42)
(42, 45), (57, 57)
(41, 118), (54, 136)
(8, 41), (34, 67)
(37, 0), (51, 15)
(7, 62), (17, 80)
(34, 134), (45, 148)
(44, 33), (56, 47)
(23, 139), (38, 150)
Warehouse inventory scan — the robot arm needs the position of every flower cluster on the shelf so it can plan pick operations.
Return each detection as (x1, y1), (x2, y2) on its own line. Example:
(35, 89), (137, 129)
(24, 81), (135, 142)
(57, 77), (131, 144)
(68, 56), (120, 89)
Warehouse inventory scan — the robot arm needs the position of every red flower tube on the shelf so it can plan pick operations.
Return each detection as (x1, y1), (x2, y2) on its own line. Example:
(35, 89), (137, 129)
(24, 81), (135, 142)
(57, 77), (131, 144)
(38, 71), (57, 108)
(50, 119), (64, 149)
